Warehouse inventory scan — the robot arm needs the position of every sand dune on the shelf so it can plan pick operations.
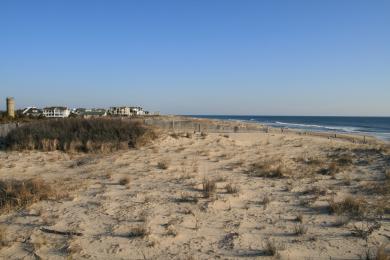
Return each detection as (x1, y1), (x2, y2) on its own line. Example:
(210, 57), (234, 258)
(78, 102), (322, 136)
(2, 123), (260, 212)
(0, 128), (389, 259)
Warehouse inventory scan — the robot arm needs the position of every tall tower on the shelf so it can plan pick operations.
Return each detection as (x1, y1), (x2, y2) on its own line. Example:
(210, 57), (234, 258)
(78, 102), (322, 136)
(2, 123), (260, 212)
(6, 97), (15, 118)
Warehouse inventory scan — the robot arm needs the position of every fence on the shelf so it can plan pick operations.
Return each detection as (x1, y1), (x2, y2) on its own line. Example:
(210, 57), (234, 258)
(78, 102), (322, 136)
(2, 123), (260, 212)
(143, 118), (266, 133)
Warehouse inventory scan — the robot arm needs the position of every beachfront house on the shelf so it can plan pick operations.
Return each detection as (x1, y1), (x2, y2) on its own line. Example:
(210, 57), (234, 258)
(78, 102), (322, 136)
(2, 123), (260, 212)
(108, 106), (132, 116)
(22, 107), (43, 117)
(74, 108), (107, 118)
(43, 107), (70, 118)
(130, 107), (146, 116)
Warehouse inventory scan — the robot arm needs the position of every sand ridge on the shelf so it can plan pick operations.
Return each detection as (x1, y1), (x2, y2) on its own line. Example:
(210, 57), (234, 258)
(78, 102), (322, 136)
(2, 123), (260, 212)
(0, 131), (389, 259)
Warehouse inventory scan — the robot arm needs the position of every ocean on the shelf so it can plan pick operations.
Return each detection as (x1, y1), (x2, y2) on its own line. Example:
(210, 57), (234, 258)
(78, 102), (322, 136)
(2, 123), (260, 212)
(189, 115), (390, 141)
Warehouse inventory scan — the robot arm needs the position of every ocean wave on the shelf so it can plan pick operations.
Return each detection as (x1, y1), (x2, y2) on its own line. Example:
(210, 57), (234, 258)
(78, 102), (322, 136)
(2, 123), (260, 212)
(274, 121), (326, 129)
(274, 121), (362, 132)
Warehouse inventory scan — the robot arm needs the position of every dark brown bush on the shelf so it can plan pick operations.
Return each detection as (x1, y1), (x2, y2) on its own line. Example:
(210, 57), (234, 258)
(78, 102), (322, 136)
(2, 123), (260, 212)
(119, 177), (130, 186)
(5, 118), (156, 153)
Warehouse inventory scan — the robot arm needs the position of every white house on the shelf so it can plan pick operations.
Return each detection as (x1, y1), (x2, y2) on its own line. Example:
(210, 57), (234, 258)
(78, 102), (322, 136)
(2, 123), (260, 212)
(43, 107), (70, 118)
(74, 108), (107, 117)
(130, 107), (145, 116)
(108, 106), (132, 116)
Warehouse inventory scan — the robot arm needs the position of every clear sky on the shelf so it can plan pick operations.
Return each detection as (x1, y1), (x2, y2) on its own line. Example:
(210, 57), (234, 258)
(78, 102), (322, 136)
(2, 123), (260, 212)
(0, 0), (389, 116)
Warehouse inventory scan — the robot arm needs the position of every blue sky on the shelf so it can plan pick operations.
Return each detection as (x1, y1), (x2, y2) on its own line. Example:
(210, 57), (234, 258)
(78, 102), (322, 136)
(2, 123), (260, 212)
(0, 0), (389, 116)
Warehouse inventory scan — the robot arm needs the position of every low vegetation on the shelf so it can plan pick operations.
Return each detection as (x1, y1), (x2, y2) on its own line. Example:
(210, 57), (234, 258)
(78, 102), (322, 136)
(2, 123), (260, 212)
(263, 238), (284, 256)
(225, 183), (239, 194)
(0, 178), (61, 213)
(5, 118), (156, 153)
(351, 221), (381, 240)
(360, 245), (390, 260)
(157, 160), (170, 170)
(176, 193), (199, 203)
(293, 223), (308, 235)
(128, 225), (149, 238)
(247, 161), (286, 178)
(202, 178), (216, 198)
(118, 177), (130, 186)
(328, 196), (367, 218)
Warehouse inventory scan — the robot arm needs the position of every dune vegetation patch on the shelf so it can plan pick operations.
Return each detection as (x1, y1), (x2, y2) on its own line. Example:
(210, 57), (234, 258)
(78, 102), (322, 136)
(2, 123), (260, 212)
(246, 160), (287, 178)
(0, 178), (64, 213)
(4, 118), (156, 153)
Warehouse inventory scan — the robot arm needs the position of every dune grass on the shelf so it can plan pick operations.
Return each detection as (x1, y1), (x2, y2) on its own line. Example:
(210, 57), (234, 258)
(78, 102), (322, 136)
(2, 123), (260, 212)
(0, 178), (61, 213)
(5, 118), (156, 153)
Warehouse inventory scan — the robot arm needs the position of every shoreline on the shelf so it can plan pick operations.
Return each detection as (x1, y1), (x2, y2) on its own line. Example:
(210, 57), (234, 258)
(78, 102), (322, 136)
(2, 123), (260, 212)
(163, 115), (385, 146)
(185, 115), (390, 143)
(177, 115), (388, 145)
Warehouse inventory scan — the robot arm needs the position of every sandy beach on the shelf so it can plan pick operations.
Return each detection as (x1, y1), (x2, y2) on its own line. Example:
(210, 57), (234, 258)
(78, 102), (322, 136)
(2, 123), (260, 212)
(0, 118), (389, 259)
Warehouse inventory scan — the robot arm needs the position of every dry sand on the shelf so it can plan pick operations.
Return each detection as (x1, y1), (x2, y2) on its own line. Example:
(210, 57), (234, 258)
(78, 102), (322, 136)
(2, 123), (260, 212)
(0, 127), (389, 259)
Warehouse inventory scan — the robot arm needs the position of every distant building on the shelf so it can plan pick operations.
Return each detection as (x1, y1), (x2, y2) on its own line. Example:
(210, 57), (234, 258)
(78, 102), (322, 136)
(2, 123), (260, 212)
(74, 108), (107, 118)
(43, 107), (70, 118)
(130, 107), (145, 116)
(108, 106), (148, 116)
(108, 106), (132, 116)
(22, 107), (43, 117)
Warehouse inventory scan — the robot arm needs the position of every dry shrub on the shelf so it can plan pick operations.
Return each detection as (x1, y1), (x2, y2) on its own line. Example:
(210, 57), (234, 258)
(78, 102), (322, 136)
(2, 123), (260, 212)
(202, 178), (216, 198)
(5, 118), (156, 153)
(169, 132), (179, 139)
(294, 213), (303, 223)
(263, 238), (284, 256)
(128, 224), (149, 238)
(247, 161), (285, 178)
(225, 183), (239, 194)
(337, 154), (354, 166)
(119, 177), (130, 186)
(166, 225), (177, 237)
(361, 245), (390, 260)
(328, 196), (367, 217)
(0, 178), (61, 213)
(297, 156), (322, 165)
(258, 195), (271, 209)
(302, 186), (327, 196)
(360, 172), (390, 196)
(318, 162), (339, 176)
(218, 232), (239, 250)
(0, 226), (7, 247)
(176, 193), (198, 203)
(351, 221), (381, 240)
(293, 223), (308, 235)
(264, 238), (277, 256)
(374, 245), (390, 260)
(385, 169), (390, 180)
(70, 156), (96, 168)
(157, 160), (169, 170)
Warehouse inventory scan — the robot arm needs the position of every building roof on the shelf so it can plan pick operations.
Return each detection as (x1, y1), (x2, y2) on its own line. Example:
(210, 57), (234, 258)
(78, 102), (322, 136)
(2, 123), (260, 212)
(22, 107), (42, 114)
(78, 108), (107, 116)
(43, 106), (68, 111)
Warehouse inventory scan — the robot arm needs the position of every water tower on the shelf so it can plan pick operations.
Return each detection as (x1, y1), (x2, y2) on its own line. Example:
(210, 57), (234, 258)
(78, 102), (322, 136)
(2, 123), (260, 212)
(6, 97), (15, 118)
